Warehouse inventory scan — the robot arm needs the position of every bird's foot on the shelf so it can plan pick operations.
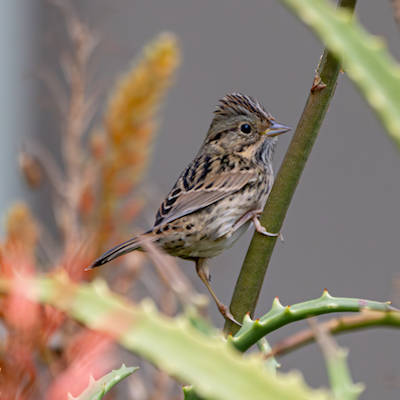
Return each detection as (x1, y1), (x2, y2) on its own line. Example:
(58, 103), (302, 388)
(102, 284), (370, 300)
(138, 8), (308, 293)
(251, 213), (284, 242)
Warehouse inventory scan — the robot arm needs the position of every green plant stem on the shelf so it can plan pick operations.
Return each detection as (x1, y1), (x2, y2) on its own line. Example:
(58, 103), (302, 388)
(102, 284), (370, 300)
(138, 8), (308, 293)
(224, 0), (358, 336)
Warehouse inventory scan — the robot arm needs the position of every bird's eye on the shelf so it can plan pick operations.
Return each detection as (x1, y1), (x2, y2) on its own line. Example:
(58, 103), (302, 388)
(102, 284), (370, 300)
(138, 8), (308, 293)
(239, 123), (253, 134)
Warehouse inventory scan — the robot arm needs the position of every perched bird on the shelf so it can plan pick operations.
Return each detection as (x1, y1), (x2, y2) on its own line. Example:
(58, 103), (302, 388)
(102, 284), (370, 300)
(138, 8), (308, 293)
(87, 93), (290, 324)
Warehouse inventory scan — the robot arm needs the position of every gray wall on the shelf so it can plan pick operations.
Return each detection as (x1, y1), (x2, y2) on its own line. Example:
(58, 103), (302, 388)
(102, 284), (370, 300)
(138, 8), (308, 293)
(0, 0), (37, 216)
(2, 1), (399, 398)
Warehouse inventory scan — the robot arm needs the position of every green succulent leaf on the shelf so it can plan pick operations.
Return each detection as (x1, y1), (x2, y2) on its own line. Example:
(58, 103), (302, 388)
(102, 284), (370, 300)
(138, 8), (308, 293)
(277, 0), (400, 149)
(8, 273), (333, 400)
(68, 365), (138, 400)
(231, 290), (395, 352)
(314, 324), (364, 400)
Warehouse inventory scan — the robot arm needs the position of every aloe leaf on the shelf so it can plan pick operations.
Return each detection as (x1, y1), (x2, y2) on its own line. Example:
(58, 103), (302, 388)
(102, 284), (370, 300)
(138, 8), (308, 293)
(230, 290), (395, 352)
(277, 0), (400, 149)
(68, 365), (138, 400)
(313, 324), (364, 400)
(10, 274), (334, 400)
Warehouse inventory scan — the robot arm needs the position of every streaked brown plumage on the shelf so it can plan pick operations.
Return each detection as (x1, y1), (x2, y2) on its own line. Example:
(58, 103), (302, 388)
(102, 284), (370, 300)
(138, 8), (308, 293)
(87, 93), (290, 324)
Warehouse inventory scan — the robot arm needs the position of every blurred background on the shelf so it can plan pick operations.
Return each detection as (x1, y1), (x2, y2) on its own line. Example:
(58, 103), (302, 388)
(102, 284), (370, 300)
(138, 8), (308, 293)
(1, 0), (399, 399)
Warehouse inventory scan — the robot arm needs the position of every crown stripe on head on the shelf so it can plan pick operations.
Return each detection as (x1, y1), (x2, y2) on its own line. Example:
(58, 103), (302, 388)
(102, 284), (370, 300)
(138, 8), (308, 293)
(213, 93), (272, 122)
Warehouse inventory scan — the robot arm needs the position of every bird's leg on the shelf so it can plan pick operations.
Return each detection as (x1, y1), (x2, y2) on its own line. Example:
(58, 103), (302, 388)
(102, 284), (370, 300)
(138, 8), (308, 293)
(234, 209), (284, 241)
(195, 258), (241, 326)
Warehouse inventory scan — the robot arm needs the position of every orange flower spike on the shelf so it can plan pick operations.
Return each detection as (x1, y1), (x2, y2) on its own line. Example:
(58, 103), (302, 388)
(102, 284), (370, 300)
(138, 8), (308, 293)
(1, 203), (41, 346)
(104, 32), (180, 185)
(5, 202), (38, 255)
(1, 202), (38, 279)
(95, 33), (180, 249)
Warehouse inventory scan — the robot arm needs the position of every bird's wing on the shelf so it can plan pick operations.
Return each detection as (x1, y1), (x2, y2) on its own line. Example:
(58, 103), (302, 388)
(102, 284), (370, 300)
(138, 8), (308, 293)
(155, 169), (258, 227)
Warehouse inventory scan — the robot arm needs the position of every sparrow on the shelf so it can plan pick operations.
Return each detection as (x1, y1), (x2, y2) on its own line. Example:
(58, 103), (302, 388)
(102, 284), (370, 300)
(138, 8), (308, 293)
(87, 93), (291, 324)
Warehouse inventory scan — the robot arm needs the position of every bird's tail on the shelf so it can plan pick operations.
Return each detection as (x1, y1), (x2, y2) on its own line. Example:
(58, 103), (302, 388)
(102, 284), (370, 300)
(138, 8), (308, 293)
(86, 231), (155, 270)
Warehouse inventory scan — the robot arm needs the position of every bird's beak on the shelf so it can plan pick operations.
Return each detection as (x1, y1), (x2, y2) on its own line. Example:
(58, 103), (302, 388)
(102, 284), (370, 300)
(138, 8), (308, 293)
(263, 121), (291, 137)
